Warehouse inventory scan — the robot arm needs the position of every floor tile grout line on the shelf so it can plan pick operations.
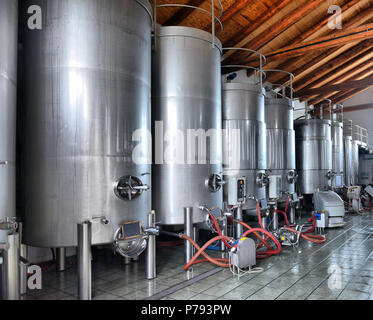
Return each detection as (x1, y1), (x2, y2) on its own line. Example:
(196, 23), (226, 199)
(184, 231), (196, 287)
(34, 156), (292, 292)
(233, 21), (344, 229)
(248, 220), (372, 300)
(335, 227), (373, 300)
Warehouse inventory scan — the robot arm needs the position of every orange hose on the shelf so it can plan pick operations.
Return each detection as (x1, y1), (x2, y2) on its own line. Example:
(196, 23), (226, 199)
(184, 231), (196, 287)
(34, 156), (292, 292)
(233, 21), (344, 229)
(237, 220), (272, 251)
(209, 212), (232, 249)
(182, 235), (231, 270)
(285, 227), (326, 244)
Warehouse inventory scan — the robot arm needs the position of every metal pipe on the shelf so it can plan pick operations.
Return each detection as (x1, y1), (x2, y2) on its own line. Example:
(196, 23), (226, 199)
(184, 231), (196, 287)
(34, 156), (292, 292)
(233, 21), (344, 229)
(56, 248), (66, 272)
(124, 257), (131, 265)
(184, 207), (193, 264)
(220, 219), (227, 251)
(273, 205), (279, 231)
(132, 256), (139, 262)
(77, 222), (91, 300)
(19, 244), (27, 295)
(2, 233), (20, 300)
(290, 205), (296, 225)
(146, 211), (156, 280)
(236, 206), (243, 239)
(18, 222), (27, 296)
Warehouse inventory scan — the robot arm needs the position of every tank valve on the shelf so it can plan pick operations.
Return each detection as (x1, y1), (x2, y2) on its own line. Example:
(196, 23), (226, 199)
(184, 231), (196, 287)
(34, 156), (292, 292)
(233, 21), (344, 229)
(205, 174), (225, 193)
(114, 175), (150, 201)
(256, 172), (269, 187)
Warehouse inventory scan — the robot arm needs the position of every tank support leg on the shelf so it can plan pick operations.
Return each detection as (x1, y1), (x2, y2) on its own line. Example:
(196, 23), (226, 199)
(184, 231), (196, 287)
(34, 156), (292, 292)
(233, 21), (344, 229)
(20, 244), (28, 295)
(184, 207), (194, 264)
(146, 211), (156, 280)
(272, 205), (279, 231)
(220, 219), (227, 251)
(236, 206), (243, 239)
(290, 205), (296, 225)
(56, 248), (66, 272)
(78, 222), (91, 300)
(18, 222), (28, 296)
(2, 233), (20, 300)
(124, 257), (131, 265)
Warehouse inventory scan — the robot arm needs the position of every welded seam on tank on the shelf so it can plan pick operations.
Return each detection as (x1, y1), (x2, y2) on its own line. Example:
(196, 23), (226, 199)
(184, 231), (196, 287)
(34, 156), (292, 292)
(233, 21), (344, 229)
(144, 267), (222, 300)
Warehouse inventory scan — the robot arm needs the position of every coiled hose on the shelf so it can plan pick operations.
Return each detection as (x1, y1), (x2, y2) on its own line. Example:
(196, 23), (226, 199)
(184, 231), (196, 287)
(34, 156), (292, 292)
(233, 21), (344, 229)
(183, 205), (282, 270)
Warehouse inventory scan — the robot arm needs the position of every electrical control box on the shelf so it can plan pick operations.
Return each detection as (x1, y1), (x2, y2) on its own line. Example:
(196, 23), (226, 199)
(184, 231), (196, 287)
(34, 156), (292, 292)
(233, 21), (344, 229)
(230, 237), (256, 269)
(228, 177), (246, 206)
(268, 175), (282, 200)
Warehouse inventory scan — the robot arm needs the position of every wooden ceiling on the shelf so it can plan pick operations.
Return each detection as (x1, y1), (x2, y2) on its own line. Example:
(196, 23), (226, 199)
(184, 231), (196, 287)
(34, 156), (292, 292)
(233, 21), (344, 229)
(151, 0), (373, 111)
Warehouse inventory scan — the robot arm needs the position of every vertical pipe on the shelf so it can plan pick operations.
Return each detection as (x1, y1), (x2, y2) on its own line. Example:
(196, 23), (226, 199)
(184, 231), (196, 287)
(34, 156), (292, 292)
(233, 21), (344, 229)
(236, 206), (243, 239)
(124, 257), (131, 265)
(146, 211), (156, 280)
(184, 207), (193, 264)
(132, 256), (139, 262)
(56, 248), (66, 272)
(2, 233), (20, 300)
(220, 219), (227, 251)
(77, 222), (91, 300)
(290, 205), (296, 225)
(272, 205), (279, 231)
(18, 222), (27, 296)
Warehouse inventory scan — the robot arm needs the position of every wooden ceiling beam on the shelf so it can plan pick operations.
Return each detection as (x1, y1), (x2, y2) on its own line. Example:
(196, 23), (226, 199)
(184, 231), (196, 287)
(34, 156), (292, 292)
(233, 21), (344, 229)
(332, 85), (373, 104)
(302, 63), (373, 103)
(266, 4), (371, 84)
(204, 0), (251, 32)
(309, 67), (373, 105)
(295, 76), (373, 98)
(223, 0), (319, 61)
(311, 70), (373, 107)
(292, 39), (373, 91)
(163, 0), (205, 26)
(242, 23), (373, 67)
(298, 45), (373, 93)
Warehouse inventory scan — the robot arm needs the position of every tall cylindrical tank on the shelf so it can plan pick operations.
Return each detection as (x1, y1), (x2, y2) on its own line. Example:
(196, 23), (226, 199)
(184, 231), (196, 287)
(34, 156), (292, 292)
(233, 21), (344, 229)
(222, 74), (267, 212)
(352, 140), (360, 185)
(265, 93), (295, 198)
(0, 0), (18, 243)
(331, 121), (344, 188)
(22, 0), (152, 248)
(344, 136), (354, 186)
(152, 26), (223, 225)
(294, 119), (332, 195)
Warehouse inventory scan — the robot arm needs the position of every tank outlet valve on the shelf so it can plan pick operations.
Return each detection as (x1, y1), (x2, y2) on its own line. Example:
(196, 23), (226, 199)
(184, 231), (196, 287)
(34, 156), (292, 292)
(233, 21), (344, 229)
(114, 175), (150, 201)
(256, 172), (269, 187)
(287, 170), (297, 184)
(205, 174), (225, 193)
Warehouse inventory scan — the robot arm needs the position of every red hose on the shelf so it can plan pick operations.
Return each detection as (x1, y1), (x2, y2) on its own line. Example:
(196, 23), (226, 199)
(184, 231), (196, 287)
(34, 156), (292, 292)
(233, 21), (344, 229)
(242, 228), (282, 258)
(209, 213), (232, 249)
(285, 227), (326, 244)
(182, 235), (231, 270)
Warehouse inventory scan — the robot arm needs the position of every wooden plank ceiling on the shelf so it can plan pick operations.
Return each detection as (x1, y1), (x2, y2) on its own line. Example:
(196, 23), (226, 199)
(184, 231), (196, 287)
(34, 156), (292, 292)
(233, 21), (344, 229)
(151, 0), (373, 113)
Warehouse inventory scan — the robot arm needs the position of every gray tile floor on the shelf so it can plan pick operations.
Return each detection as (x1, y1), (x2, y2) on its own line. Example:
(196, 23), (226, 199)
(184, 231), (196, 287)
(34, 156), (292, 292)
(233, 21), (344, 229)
(23, 213), (373, 300)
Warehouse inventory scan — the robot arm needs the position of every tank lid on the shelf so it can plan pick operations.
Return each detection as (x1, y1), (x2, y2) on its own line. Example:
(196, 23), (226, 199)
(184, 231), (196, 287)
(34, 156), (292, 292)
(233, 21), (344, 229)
(134, 0), (153, 18)
(222, 82), (265, 95)
(156, 26), (222, 52)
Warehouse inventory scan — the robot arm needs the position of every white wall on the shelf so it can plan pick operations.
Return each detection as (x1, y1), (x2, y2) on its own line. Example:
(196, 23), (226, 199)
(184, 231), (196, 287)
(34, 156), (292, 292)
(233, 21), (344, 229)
(342, 87), (373, 145)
